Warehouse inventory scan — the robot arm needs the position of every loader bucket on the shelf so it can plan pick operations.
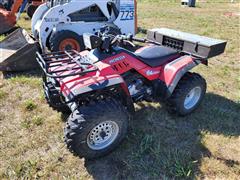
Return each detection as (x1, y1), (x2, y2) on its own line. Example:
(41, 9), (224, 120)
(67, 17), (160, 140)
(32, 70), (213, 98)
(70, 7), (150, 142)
(0, 8), (16, 35)
(0, 28), (39, 71)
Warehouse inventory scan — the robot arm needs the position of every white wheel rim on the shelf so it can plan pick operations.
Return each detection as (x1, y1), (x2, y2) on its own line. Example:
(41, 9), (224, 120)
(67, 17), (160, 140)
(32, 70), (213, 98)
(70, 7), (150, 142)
(184, 86), (202, 110)
(87, 121), (119, 150)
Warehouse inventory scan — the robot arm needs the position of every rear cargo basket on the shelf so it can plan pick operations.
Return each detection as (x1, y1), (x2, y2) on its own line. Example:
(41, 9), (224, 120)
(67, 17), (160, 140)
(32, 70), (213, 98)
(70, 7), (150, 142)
(147, 28), (227, 59)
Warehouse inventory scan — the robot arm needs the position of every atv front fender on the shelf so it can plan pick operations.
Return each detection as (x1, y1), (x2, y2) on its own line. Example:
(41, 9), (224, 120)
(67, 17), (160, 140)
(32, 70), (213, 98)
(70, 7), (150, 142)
(62, 75), (125, 97)
(61, 73), (134, 113)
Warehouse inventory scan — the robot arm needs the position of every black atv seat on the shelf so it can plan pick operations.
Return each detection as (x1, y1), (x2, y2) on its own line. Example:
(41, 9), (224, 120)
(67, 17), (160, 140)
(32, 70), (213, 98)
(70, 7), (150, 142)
(135, 45), (180, 67)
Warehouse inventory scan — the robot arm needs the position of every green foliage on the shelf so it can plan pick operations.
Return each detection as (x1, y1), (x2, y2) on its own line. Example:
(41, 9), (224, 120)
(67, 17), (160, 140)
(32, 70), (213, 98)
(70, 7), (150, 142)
(0, 35), (5, 41)
(10, 76), (41, 87)
(21, 115), (44, 129)
(32, 116), (44, 126)
(14, 160), (38, 179)
(0, 90), (7, 99)
(24, 99), (37, 111)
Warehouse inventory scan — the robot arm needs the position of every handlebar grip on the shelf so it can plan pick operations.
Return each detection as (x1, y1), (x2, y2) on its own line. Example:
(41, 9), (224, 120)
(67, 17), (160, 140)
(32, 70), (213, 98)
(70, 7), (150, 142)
(132, 37), (146, 43)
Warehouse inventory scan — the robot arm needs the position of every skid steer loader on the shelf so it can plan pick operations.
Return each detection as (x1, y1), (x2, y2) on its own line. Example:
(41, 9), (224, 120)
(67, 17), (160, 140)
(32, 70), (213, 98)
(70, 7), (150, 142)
(31, 0), (137, 52)
(0, 0), (136, 72)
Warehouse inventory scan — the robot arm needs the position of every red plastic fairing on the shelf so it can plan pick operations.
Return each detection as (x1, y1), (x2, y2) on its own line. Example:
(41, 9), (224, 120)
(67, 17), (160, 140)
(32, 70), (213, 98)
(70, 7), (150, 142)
(57, 61), (126, 97)
(102, 52), (162, 80)
(103, 52), (146, 72)
(138, 66), (162, 80)
(160, 55), (195, 86)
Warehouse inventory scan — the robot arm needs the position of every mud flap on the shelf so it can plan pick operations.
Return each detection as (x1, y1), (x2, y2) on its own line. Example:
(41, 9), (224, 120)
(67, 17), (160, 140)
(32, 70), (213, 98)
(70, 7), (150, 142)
(0, 28), (40, 71)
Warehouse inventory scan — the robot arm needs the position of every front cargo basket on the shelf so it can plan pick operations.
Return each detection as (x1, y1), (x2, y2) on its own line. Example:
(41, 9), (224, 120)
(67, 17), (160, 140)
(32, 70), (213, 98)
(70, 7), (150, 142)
(36, 50), (98, 78)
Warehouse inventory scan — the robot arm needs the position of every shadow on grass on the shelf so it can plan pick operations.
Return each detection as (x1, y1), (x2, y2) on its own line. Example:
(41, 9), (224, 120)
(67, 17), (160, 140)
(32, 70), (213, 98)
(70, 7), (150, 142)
(84, 93), (240, 179)
(1, 69), (42, 79)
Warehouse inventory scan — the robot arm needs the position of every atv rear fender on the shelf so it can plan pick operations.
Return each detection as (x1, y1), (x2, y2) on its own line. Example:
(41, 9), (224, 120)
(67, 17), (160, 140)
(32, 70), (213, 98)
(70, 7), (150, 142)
(159, 55), (201, 97)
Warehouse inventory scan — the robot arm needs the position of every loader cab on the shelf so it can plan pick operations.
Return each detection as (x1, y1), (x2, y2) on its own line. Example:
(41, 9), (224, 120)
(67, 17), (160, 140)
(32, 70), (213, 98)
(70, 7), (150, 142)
(47, 0), (71, 7)
(68, 4), (108, 22)
(107, 2), (120, 20)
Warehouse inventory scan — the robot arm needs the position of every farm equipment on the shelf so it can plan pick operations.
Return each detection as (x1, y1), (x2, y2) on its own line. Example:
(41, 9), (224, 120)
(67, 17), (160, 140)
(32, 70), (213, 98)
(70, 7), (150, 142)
(0, 0), (13, 10)
(36, 28), (226, 159)
(0, 0), (30, 34)
(32, 0), (137, 52)
(26, 0), (44, 18)
(0, 28), (39, 71)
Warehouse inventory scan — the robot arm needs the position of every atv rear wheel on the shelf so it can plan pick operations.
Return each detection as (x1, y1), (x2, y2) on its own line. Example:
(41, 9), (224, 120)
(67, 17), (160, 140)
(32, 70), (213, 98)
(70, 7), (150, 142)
(166, 72), (206, 116)
(64, 99), (129, 159)
(50, 30), (84, 52)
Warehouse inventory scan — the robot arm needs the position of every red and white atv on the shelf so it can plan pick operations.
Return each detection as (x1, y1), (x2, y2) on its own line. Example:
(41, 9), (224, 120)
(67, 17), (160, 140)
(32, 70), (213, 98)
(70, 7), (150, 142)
(37, 28), (226, 159)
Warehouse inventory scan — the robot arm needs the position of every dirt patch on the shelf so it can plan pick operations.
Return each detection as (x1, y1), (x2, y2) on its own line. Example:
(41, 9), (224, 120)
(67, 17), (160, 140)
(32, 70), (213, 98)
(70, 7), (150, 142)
(224, 12), (240, 17)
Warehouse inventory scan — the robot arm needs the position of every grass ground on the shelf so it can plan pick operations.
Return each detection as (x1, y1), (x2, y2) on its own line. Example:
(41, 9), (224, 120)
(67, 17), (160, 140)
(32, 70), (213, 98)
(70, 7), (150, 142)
(0, 1), (240, 179)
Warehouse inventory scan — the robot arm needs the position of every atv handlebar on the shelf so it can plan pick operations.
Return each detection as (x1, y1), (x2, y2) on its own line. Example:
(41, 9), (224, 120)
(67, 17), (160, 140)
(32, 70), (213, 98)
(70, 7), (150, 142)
(110, 34), (147, 47)
(131, 37), (147, 43)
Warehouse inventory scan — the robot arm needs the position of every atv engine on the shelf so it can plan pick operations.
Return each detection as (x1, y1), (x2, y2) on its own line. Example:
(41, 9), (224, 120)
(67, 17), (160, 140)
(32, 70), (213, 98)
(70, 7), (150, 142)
(124, 73), (152, 101)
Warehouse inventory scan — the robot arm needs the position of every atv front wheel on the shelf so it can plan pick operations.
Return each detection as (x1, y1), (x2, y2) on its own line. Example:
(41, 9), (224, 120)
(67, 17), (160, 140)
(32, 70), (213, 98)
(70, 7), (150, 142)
(166, 72), (206, 116)
(64, 99), (129, 159)
(43, 82), (71, 114)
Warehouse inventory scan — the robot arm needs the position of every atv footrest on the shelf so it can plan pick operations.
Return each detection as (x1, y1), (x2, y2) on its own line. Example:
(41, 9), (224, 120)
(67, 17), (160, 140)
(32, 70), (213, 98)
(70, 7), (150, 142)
(36, 50), (98, 78)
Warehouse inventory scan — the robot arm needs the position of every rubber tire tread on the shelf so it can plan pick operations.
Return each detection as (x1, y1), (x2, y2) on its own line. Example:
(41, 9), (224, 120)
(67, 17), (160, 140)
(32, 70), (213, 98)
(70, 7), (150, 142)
(49, 30), (84, 52)
(64, 98), (129, 159)
(166, 72), (206, 116)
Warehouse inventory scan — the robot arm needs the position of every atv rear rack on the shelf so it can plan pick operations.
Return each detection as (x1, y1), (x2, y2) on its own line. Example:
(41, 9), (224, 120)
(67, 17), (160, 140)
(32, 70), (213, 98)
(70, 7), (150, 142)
(36, 50), (98, 78)
(147, 28), (227, 59)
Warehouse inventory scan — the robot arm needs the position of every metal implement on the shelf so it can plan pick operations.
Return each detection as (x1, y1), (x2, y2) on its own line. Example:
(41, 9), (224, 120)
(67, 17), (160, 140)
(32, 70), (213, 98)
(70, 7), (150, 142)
(0, 0), (26, 34)
(0, 28), (39, 71)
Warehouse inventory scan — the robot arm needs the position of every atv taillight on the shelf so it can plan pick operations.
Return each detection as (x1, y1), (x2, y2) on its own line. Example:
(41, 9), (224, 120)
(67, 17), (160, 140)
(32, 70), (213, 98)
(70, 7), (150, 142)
(162, 36), (184, 51)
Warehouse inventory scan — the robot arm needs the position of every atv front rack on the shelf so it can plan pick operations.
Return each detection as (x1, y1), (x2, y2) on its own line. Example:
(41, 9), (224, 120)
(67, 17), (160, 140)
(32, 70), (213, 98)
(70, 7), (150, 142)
(36, 50), (98, 78)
